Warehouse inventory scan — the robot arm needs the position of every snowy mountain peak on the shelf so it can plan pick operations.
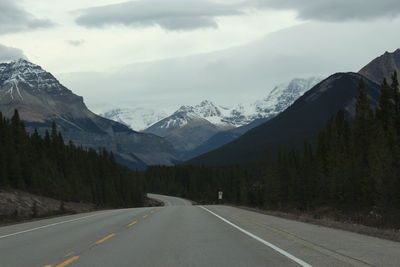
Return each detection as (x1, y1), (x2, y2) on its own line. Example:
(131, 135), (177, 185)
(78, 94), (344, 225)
(0, 59), (71, 99)
(102, 107), (168, 131)
(196, 100), (222, 118)
(9, 58), (41, 69)
(255, 76), (323, 117)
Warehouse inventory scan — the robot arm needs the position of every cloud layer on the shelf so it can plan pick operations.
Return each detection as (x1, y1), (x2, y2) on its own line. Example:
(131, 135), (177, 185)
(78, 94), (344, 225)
(0, 0), (53, 34)
(75, 0), (241, 31)
(61, 19), (400, 113)
(0, 44), (27, 61)
(75, 0), (400, 32)
(253, 0), (400, 22)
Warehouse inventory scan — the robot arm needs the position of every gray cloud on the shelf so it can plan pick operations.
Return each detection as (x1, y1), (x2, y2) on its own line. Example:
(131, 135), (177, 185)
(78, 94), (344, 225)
(252, 0), (400, 22)
(0, 0), (53, 34)
(75, 0), (241, 31)
(60, 19), (400, 113)
(75, 0), (400, 32)
(67, 40), (85, 46)
(0, 44), (27, 62)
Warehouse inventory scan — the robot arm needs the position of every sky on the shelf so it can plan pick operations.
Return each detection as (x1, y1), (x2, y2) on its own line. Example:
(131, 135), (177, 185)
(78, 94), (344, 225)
(1, 0), (400, 114)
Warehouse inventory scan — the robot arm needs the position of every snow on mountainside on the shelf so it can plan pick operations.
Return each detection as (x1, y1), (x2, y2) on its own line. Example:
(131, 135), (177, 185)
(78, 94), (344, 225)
(249, 76), (323, 120)
(102, 77), (322, 139)
(171, 100), (232, 128)
(143, 101), (232, 138)
(102, 108), (167, 131)
(0, 59), (72, 99)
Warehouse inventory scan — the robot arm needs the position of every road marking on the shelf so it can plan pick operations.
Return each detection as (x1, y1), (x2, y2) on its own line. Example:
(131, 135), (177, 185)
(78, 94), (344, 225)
(150, 210), (155, 214)
(56, 256), (79, 267)
(128, 220), (137, 227)
(248, 220), (371, 266)
(95, 233), (116, 244)
(0, 211), (113, 240)
(200, 206), (312, 267)
(143, 214), (148, 219)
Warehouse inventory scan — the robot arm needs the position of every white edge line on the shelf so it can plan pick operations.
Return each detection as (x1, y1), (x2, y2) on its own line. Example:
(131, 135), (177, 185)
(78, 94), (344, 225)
(200, 206), (312, 267)
(0, 211), (112, 240)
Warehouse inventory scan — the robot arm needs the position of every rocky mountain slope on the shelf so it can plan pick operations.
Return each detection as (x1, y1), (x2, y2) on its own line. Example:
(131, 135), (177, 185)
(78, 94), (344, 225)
(359, 49), (400, 84)
(0, 59), (177, 169)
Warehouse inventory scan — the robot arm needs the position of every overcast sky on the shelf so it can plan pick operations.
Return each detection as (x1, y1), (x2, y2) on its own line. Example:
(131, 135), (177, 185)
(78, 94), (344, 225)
(1, 0), (400, 113)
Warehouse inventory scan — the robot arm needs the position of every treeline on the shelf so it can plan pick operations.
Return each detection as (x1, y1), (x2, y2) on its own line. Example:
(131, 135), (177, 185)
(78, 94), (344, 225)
(145, 73), (400, 228)
(0, 111), (144, 207)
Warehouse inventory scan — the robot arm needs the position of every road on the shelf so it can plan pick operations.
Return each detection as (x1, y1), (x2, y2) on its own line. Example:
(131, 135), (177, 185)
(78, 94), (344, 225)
(0, 194), (399, 267)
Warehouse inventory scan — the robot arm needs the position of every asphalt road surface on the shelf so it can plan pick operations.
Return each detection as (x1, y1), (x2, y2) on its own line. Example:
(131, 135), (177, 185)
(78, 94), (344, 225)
(0, 194), (399, 267)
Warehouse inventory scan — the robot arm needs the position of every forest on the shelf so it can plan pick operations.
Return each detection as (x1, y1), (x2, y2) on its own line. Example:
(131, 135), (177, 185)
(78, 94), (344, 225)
(0, 111), (144, 208)
(145, 73), (400, 229)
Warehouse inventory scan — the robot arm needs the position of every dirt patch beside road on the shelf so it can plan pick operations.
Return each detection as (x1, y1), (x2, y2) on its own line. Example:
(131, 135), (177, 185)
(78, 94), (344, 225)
(0, 190), (95, 224)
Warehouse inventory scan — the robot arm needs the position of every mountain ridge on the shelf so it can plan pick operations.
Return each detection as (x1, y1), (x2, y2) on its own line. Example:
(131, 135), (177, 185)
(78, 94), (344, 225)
(359, 48), (400, 84)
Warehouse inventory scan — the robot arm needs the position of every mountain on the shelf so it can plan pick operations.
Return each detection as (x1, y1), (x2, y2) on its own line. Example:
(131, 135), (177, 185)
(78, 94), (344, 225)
(143, 101), (233, 155)
(0, 59), (177, 169)
(187, 72), (380, 166)
(136, 77), (321, 160)
(106, 77), (321, 142)
(101, 107), (167, 131)
(234, 77), (323, 123)
(359, 49), (400, 84)
(144, 100), (233, 136)
(181, 77), (322, 160)
(144, 100), (229, 136)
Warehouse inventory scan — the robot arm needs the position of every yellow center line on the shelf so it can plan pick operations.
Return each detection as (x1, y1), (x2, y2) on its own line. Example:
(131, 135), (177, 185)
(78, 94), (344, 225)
(56, 256), (79, 267)
(142, 214), (148, 219)
(44, 265), (52, 267)
(128, 220), (137, 227)
(95, 233), (116, 245)
(150, 210), (154, 214)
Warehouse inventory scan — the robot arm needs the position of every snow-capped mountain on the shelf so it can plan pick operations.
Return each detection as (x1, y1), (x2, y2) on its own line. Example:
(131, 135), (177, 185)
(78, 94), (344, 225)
(0, 59), (87, 122)
(0, 59), (178, 169)
(145, 100), (233, 137)
(182, 77), (323, 160)
(220, 77), (323, 126)
(245, 76), (323, 121)
(144, 77), (322, 156)
(143, 101), (233, 152)
(102, 108), (167, 131)
(102, 77), (321, 137)
(0, 59), (64, 96)
(98, 76), (322, 157)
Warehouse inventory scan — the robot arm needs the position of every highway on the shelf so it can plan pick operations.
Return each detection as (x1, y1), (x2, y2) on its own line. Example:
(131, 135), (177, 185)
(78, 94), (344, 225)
(0, 194), (400, 266)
